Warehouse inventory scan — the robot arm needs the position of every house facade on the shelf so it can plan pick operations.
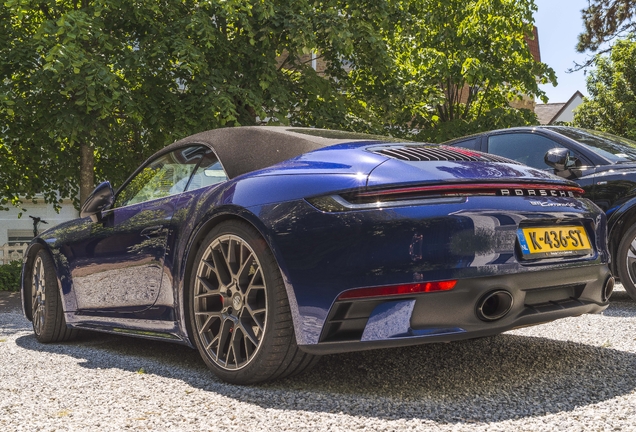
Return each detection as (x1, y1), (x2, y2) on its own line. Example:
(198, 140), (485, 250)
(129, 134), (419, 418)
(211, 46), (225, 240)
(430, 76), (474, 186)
(535, 91), (584, 125)
(0, 199), (78, 264)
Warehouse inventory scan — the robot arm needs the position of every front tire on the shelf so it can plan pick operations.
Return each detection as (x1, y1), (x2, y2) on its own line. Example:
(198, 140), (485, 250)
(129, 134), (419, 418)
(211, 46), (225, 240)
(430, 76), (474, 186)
(31, 250), (78, 343)
(616, 223), (636, 301)
(189, 221), (317, 384)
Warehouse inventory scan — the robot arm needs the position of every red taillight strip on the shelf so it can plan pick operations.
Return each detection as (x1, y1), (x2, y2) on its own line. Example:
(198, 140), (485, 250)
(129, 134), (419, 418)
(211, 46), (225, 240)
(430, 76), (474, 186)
(337, 280), (457, 300)
(354, 183), (585, 198)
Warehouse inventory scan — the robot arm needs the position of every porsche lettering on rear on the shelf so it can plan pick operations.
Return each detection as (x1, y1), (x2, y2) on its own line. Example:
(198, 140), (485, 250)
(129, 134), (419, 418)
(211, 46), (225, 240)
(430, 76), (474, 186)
(499, 188), (576, 197)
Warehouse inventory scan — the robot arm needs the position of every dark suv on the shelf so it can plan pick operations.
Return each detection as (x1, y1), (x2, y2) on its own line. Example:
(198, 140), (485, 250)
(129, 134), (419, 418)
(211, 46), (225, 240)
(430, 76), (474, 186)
(446, 126), (636, 300)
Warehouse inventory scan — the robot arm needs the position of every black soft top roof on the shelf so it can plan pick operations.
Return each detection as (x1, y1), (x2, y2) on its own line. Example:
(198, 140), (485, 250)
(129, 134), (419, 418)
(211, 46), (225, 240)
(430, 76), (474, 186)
(165, 126), (392, 179)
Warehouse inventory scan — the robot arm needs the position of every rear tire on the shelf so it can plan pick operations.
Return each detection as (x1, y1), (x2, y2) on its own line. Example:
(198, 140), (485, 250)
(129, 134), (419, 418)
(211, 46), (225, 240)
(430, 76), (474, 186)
(31, 250), (78, 343)
(616, 223), (636, 301)
(189, 221), (318, 384)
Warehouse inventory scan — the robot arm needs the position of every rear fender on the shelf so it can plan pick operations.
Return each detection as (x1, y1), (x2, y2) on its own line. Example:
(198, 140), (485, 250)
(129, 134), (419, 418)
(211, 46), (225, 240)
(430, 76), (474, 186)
(177, 205), (301, 347)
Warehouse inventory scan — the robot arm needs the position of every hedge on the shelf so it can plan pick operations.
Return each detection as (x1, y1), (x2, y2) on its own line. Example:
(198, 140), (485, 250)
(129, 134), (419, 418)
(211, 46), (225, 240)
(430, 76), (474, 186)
(0, 261), (22, 292)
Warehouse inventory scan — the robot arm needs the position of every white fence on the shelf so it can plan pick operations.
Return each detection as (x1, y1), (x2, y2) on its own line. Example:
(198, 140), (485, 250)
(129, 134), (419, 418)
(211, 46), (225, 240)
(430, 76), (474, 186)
(0, 243), (28, 265)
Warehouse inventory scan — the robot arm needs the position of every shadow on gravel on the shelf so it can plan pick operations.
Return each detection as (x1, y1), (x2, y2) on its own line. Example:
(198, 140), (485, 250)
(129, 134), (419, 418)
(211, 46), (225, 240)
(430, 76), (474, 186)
(14, 329), (636, 424)
(602, 290), (636, 317)
(0, 292), (21, 314)
(0, 312), (31, 337)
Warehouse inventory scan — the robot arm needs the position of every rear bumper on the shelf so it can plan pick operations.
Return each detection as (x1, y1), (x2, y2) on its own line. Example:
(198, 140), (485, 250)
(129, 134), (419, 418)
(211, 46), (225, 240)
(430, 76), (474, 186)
(299, 263), (610, 355)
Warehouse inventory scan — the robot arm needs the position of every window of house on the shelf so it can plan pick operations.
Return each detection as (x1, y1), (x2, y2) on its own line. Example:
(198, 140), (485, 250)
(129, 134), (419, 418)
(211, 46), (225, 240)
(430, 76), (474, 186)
(8, 230), (33, 245)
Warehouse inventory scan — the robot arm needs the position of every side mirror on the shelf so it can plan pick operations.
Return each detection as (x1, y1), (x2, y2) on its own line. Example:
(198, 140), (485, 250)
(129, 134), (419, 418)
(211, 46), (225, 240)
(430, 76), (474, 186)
(544, 148), (575, 172)
(80, 181), (114, 221)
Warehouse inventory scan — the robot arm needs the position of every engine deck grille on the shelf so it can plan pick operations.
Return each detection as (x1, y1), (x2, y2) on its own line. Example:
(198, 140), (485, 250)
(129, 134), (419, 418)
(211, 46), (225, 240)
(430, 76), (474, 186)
(371, 145), (519, 164)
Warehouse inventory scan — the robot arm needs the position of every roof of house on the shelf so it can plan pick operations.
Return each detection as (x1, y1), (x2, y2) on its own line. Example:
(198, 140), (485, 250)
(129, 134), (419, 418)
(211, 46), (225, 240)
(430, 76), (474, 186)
(535, 91), (584, 125)
(535, 103), (566, 125)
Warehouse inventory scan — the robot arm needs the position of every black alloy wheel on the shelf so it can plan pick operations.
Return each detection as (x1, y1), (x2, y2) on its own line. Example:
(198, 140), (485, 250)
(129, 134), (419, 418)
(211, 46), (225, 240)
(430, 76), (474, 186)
(617, 224), (636, 301)
(31, 250), (77, 342)
(189, 221), (318, 384)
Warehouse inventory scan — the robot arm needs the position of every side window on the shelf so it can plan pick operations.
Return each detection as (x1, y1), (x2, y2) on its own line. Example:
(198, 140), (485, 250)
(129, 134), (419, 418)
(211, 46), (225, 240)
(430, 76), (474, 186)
(114, 147), (204, 208)
(487, 134), (564, 170)
(185, 152), (228, 192)
(449, 138), (479, 150)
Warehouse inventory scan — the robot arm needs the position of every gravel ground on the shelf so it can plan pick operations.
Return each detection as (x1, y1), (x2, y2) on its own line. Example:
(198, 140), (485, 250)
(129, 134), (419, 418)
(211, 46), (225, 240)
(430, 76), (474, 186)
(2, 288), (636, 431)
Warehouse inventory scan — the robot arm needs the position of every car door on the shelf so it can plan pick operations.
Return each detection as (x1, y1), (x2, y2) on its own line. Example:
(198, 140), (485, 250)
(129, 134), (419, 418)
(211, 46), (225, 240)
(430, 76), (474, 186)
(69, 146), (206, 317)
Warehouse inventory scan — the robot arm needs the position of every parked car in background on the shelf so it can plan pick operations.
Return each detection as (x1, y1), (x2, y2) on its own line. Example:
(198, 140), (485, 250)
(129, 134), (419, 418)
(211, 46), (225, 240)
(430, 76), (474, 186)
(22, 127), (612, 384)
(446, 126), (636, 301)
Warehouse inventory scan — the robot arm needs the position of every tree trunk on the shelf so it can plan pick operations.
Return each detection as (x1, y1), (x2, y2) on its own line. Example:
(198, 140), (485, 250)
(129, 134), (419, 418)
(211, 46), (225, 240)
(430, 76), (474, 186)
(79, 142), (95, 207)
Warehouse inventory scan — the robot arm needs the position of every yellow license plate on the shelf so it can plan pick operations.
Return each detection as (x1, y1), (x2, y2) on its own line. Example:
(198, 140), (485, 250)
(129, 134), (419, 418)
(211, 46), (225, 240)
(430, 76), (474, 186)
(517, 226), (592, 259)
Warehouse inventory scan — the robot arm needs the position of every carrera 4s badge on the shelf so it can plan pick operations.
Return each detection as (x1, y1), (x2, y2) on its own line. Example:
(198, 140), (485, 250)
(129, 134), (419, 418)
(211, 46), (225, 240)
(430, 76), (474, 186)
(528, 201), (577, 207)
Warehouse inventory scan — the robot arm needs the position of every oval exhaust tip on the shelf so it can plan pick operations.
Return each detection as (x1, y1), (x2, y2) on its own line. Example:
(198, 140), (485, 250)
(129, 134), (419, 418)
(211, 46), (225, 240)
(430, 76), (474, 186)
(602, 276), (615, 302)
(476, 290), (514, 322)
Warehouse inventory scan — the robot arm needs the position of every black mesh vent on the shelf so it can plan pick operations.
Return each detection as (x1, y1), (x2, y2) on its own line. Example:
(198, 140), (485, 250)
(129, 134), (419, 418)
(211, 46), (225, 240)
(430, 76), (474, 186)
(371, 145), (519, 164)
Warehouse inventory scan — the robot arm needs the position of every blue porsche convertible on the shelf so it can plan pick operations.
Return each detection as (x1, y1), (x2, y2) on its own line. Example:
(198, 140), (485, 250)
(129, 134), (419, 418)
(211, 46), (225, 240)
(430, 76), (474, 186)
(21, 127), (612, 384)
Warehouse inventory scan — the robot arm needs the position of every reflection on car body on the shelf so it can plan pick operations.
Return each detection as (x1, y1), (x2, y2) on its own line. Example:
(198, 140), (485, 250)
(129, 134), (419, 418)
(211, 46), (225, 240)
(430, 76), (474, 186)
(446, 126), (636, 301)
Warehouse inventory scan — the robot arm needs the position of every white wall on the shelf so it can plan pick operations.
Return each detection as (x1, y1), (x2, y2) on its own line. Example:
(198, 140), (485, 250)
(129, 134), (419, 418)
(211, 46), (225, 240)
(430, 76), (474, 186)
(0, 200), (79, 245)
(554, 94), (584, 124)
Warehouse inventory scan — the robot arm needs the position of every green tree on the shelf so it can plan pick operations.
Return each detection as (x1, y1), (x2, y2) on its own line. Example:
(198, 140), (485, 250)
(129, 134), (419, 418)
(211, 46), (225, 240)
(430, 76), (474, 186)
(0, 0), (398, 208)
(578, 0), (636, 53)
(0, 0), (557, 212)
(574, 38), (636, 140)
(340, 0), (555, 142)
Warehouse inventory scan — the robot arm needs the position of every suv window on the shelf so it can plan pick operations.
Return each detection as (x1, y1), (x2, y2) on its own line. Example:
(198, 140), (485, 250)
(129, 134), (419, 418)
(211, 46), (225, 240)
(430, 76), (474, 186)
(449, 137), (479, 150)
(555, 127), (636, 162)
(487, 134), (564, 170)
